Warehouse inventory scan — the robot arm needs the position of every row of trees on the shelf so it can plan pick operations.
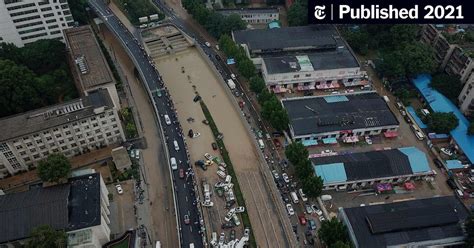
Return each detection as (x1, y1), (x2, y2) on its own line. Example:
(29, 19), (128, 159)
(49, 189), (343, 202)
(219, 35), (289, 131)
(318, 218), (351, 248)
(285, 142), (323, 198)
(116, 0), (163, 25)
(430, 72), (464, 103)
(287, 0), (308, 26)
(424, 112), (459, 134)
(182, 0), (246, 38)
(0, 40), (78, 118)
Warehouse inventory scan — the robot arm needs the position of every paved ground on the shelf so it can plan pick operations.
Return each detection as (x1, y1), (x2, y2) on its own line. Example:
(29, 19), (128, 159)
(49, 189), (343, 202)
(108, 180), (137, 236)
(153, 46), (290, 247)
(98, 25), (179, 248)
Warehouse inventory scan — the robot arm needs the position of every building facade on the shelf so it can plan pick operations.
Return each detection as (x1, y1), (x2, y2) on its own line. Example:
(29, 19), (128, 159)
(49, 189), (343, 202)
(216, 7), (279, 24)
(0, 90), (125, 178)
(459, 74), (474, 116)
(0, 0), (74, 47)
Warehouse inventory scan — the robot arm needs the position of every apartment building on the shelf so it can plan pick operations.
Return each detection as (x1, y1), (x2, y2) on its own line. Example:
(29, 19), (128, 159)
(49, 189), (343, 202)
(0, 89), (125, 178)
(459, 74), (474, 116)
(233, 25), (367, 93)
(420, 24), (455, 68)
(216, 7), (279, 25)
(0, 0), (74, 47)
(0, 171), (111, 247)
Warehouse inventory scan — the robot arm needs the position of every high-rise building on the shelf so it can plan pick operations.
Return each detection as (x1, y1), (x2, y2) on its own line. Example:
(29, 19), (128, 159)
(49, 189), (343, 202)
(0, 0), (74, 47)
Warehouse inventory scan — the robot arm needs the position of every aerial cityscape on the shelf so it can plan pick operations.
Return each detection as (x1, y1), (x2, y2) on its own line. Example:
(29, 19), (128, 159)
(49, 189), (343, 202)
(0, 0), (474, 248)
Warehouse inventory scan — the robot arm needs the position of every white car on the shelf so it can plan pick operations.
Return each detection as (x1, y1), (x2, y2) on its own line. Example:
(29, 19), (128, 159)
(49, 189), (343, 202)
(311, 204), (323, 216)
(319, 215), (325, 222)
(305, 204), (313, 214)
(235, 206), (245, 213)
(365, 136), (373, 145)
(204, 153), (214, 161)
(164, 114), (171, 125)
(286, 204), (295, 216)
(218, 232), (225, 245)
(134, 149), (140, 160)
(243, 228), (250, 239)
(205, 41), (211, 47)
(225, 209), (236, 222)
(441, 148), (453, 156)
(115, 184), (123, 195)
(282, 173), (290, 183)
(192, 132), (201, 138)
(173, 140), (179, 151)
(230, 73), (236, 80)
(215, 44), (220, 50)
(272, 170), (279, 180)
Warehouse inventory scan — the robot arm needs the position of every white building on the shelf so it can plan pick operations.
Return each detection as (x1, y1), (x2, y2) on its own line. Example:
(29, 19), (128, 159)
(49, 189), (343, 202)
(0, 0), (74, 47)
(0, 172), (111, 247)
(0, 89), (125, 178)
(216, 7), (279, 24)
(233, 25), (367, 93)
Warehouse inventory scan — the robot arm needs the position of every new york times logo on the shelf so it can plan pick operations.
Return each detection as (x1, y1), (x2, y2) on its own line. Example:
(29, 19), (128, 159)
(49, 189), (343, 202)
(314, 5), (326, 20)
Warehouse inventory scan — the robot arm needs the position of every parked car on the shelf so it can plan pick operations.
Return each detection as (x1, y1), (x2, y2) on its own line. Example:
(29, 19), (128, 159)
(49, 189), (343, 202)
(298, 215), (307, 225)
(272, 170), (280, 180)
(115, 184), (123, 195)
(282, 173), (290, 183)
(184, 215), (190, 225)
(318, 216), (325, 222)
(212, 142), (218, 150)
(205, 41), (211, 47)
(308, 219), (317, 230)
(441, 148), (453, 156)
(179, 168), (185, 179)
(305, 204), (313, 214)
(433, 158), (444, 168)
(204, 153), (213, 161)
(235, 206), (245, 213)
(447, 179), (457, 190)
(230, 229), (236, 240)
(273, 139), (281, 148)
(221, 222), (235, 229)
(365, 136), (373, 145)
(230, 73), (236, 80)
(286, 204), (295, 216)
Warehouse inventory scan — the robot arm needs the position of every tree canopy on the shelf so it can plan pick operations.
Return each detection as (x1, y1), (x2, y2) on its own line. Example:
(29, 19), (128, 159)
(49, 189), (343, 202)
(430, 73), (463, 102)
(287, 0), (308, 26)
(285, 142), (309, 165)
(426, 112), (459, 134)
(0, 40), (78, 118)
(26, 225), (67, 248)
(116, 0), (163, 25)
(318, 218), (350, 248)
(37, 154), (71, 183)
(379, 42), (435, 78)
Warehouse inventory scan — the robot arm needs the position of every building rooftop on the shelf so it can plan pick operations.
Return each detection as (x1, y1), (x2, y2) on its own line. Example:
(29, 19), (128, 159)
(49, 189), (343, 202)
(413, 74), (474, 164)
(282, 92), (399, 137)
(312, 147), (431, 184)
(262, 48), (359, 74)
(0, 185), (70, 243)
(342, 196), (469, 248)
(216, 7), (279, 15)
(0, 89), (113, 141)
(111, 146), (132, 171)
(68, 173), (101, 230)
(64, 26), (114, 92)
(233, 25), (341, 53)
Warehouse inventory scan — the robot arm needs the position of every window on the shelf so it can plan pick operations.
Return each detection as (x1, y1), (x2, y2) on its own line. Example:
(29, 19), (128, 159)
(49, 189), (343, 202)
(115, 130), (120, 134)
(106, 132), (111, 137)
(55, 134), (61, 138)
(80, 140), (85, 145)
(95, 129), (100, 134)
(52, 149), (59, 153)
(26, 142), (33, 147)
(43, 13), (54, 18)
(97, 135), (103, 139)
(65, 131), (71, 135)
(24, 157), (30, 162)
(71, 143), (77, 147)
(39, 145), (46, 150)
(46, 137), (52, 141)
(93, 123), (98, 127)
(88, 138), (94, 142)
(10, 9), (38, 17)
(59, 140), (64, 144)
(16, 21), (43, 29)
(16, 145), (23, 150)
(68, 137), (74, 142)
(50, 30), (61, 35)
(101, 121), (107, 125)
(33, 154), (40, 159)
(36, 139), (43, 144)
(53, 128), (59, 132)
(13, 15), (41, 23)
(19, 27), (46, 35)
(41, 7), (52, 11)
(61, 146), (67, 150)
(20, 151), (26, 156)
(30, 148), (36, 153)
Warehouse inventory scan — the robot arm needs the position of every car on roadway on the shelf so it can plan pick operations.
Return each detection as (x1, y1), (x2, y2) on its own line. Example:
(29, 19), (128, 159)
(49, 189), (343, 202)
(215, 44), (220, 50)
(298, 188), (308, 202)
(304, 204), (313, 214)
(204, 153), (213, 161)
(225, 209), (236, 222)
(272, 170), (279, 180)
(173, 140), (179, 151)
(311, 204), (323, 216)
(299, 215), (307, 225)
(308, 219), (317, 230)
(230, 229), (236, 240)
(282, 173), (290, 183)
(184, 214), (190, 225)
(221, 222), (235, 229)
(115, 184), (123, 195)
(273, 138), (281, 148)
(205, 41), (211, 47)
(164, 114), (171, 125)
(230, 73), (236, 80)
(433, 158), (444, 168)
(212, 142), (218, 150)
(286, 204), (295, 216)
(319, 215), (325, 222)
(243, 228), (250, 238)
(235, 206), (245, 213)
(179, 168), (185, 179)
(441, 147), (453, 156)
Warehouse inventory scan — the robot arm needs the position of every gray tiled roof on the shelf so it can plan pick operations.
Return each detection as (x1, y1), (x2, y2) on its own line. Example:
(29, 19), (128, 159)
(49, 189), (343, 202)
(0, 89), (113, 141)
(342, 196), (469, 248)
(0, 185), (70, 243)
(282, 92), (399, 137)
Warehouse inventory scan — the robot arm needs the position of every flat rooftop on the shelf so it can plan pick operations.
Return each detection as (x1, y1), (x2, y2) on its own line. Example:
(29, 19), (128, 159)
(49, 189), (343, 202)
(312, 147), (431, 184)
(68, 173), (101, 230)
(0, 89), (113, 141)
(64, 26), (114, 91)
(216, 7), (279, 15)
(262, 48), (359, 74)
(233, 25), (340, 52)
(342, 196), (469, 248)
(0, 185), (70, 243)
(282, 92), (399, 137)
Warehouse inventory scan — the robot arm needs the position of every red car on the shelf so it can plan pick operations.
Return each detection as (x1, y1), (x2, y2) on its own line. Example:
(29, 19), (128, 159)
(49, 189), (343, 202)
(273, 138), (281, 149)
(298, 215), (307, 225)
(184, 214), (190, 225)
(179, 168), (185, 179)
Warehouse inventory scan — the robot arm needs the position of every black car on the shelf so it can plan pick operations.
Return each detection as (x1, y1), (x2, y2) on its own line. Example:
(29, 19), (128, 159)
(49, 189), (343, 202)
(433, 158), (444, 168)
(447, 179), (457, 190)
(215, 54), (221, 61)
(221, 222), (235, 229)
(193, 95), (201, 102)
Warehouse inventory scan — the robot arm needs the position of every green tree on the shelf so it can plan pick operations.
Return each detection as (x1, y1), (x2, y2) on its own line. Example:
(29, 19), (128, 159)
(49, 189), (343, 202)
(466, 214), (474, 247)
(26, 225), (67, 248)
(69, 0), (89, 24)
(126, 122), (137, 138)
(426, 112), (459, 134)
(302, 176), (323, 198)
(469, 122), (474, 136)
(249, 76), (266, 94)
(237, 58), (256, 79)
(287, 0), (307, 26)
(0, 42), (22, 63)
(257, 90), (273, 105)
(267, 108), (289, 131)
(401, 42), (436, 77)
(318, 218), (350, 247)
(332, 241), (351, 248)
(343, 29), (369, 55)
(20, 39), (67, 75)
(0, 59), (42, 117)
(389, 24), (420, 48)
(294, 159), (313, 179)
(285, 142), (309, 165)
(37, 154), (71, 183)
(430, 73), (463, 102)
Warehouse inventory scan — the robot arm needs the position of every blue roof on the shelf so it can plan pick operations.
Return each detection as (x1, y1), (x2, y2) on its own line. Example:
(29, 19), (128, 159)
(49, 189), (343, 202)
(446, 160), (464, 170)
(268, 21), (280, 29)
(323, 95), (349, 103)
(406, 106), (428, 129)
(322, 137), (337, 144)
(398, 147), (431, 173)
(413, 75), (474, 164)
(314, 163), (347, 183)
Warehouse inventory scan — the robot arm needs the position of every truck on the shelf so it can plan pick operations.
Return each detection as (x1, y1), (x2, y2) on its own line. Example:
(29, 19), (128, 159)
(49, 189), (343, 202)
(227, 79), (236, 90)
